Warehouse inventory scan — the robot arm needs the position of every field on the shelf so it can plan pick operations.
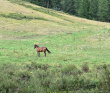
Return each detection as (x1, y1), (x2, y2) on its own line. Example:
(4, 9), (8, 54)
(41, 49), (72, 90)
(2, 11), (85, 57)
(0, 0), (110, 92)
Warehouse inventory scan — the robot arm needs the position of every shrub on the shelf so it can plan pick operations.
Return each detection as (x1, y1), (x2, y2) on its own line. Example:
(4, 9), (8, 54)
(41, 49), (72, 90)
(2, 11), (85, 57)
(61, 64), (82, 76)
(99, 64), (110, 92)
(29, 62), (50, 71)
(1, 62), (108, 92)
(95, 65), (103, 70)
(81, 62), (89, 73)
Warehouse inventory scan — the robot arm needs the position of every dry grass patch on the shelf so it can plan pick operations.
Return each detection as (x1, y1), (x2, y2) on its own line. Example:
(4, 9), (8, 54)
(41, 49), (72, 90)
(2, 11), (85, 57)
(57, 13), (110, 28)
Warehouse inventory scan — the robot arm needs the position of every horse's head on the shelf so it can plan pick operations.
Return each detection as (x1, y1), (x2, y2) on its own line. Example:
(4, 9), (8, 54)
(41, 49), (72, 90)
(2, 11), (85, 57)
(34, 44), (36, 49)
(34, 44), (39, 49)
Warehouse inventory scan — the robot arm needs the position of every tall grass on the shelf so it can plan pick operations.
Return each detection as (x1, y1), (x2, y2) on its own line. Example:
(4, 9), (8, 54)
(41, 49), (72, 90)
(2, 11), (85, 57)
(1, 62), (109, 92)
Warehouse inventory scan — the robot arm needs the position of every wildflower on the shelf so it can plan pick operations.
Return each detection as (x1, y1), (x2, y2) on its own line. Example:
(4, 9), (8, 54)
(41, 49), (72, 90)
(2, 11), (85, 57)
(16, 88), (19, 91)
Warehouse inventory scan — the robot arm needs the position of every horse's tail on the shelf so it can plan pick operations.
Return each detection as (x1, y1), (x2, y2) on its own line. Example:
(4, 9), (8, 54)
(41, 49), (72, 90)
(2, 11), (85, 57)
(46, 48), (51, 53)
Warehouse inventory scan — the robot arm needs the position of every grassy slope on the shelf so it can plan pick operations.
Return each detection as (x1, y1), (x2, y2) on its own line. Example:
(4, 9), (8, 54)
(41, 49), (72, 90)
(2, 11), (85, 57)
(0, 0), (110, 67)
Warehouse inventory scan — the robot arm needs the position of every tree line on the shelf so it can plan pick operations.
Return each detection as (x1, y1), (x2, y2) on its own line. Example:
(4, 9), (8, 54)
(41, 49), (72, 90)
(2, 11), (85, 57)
(23, 0), (110, 22)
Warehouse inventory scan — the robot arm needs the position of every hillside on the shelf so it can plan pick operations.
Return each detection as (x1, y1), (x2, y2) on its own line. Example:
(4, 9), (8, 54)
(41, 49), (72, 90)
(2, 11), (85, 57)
(0, 0), (110, 39)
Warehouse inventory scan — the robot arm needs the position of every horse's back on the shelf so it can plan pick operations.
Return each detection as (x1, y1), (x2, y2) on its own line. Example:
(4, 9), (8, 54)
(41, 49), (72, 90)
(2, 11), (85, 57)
(37, 47), (46, 52)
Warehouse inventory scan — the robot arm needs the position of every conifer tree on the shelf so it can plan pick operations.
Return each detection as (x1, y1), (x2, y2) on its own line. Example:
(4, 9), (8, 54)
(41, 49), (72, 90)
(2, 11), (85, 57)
(89, 0), (98, 20)
(74, 0), (81, 16)
(60, 0), (75, 14)
(107, 0), (110, 22)
(97, 0), (109, 22)
(78, 0), (90, 18)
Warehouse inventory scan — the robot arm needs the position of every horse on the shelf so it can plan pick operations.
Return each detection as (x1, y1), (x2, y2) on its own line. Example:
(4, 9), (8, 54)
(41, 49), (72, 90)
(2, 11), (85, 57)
(34, 44), (51, 57)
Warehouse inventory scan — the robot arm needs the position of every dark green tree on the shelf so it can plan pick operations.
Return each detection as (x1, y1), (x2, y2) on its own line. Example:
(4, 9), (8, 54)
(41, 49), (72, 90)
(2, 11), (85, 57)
(60, 0), (75, 15)
(74, 0), (81, 16)
(107, 0), (110, 22)
(78, 0), (90, 18)
(97, 0), (109, 22)
(89, 0), (98, 20)
(50, 0), (61, 10)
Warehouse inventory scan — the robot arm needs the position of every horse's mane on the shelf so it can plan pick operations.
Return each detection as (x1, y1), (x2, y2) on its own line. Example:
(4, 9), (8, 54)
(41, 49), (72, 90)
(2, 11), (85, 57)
(35, 44), (39, 47)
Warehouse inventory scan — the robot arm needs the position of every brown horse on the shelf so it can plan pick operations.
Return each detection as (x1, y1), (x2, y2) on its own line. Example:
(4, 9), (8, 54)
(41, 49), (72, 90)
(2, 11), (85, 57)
(34, 44), (51, 57)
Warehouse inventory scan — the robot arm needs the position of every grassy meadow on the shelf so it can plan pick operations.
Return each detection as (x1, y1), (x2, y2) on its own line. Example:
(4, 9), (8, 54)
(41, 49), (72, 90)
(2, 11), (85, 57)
(0, 0), (110, 92)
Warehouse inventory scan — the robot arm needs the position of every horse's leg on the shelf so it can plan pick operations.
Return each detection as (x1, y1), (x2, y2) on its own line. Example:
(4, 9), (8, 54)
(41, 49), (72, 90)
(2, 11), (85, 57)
(38, 52), (40, 57)
(37, 52), (40, 57)
(37, 52), (38, 57)
(44, 52), (46, 57)
(39, 52), (40, 57)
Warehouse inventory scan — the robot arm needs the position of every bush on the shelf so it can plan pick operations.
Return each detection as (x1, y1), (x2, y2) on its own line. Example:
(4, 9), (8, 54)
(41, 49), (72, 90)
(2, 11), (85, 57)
(99, 64), (110, 92)
(1, 63), (109, 92)
(81, 62), (89, 73)
(61, 64), (82, 76)
(28, 62), (50, 71)
(95, 64), (103, 70)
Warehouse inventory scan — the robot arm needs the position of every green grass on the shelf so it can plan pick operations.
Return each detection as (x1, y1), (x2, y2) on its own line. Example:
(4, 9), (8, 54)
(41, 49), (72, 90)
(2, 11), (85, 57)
(0, 13), (48, 20)
(0, 29), (110, 66)
(0, 0), (110, 92)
